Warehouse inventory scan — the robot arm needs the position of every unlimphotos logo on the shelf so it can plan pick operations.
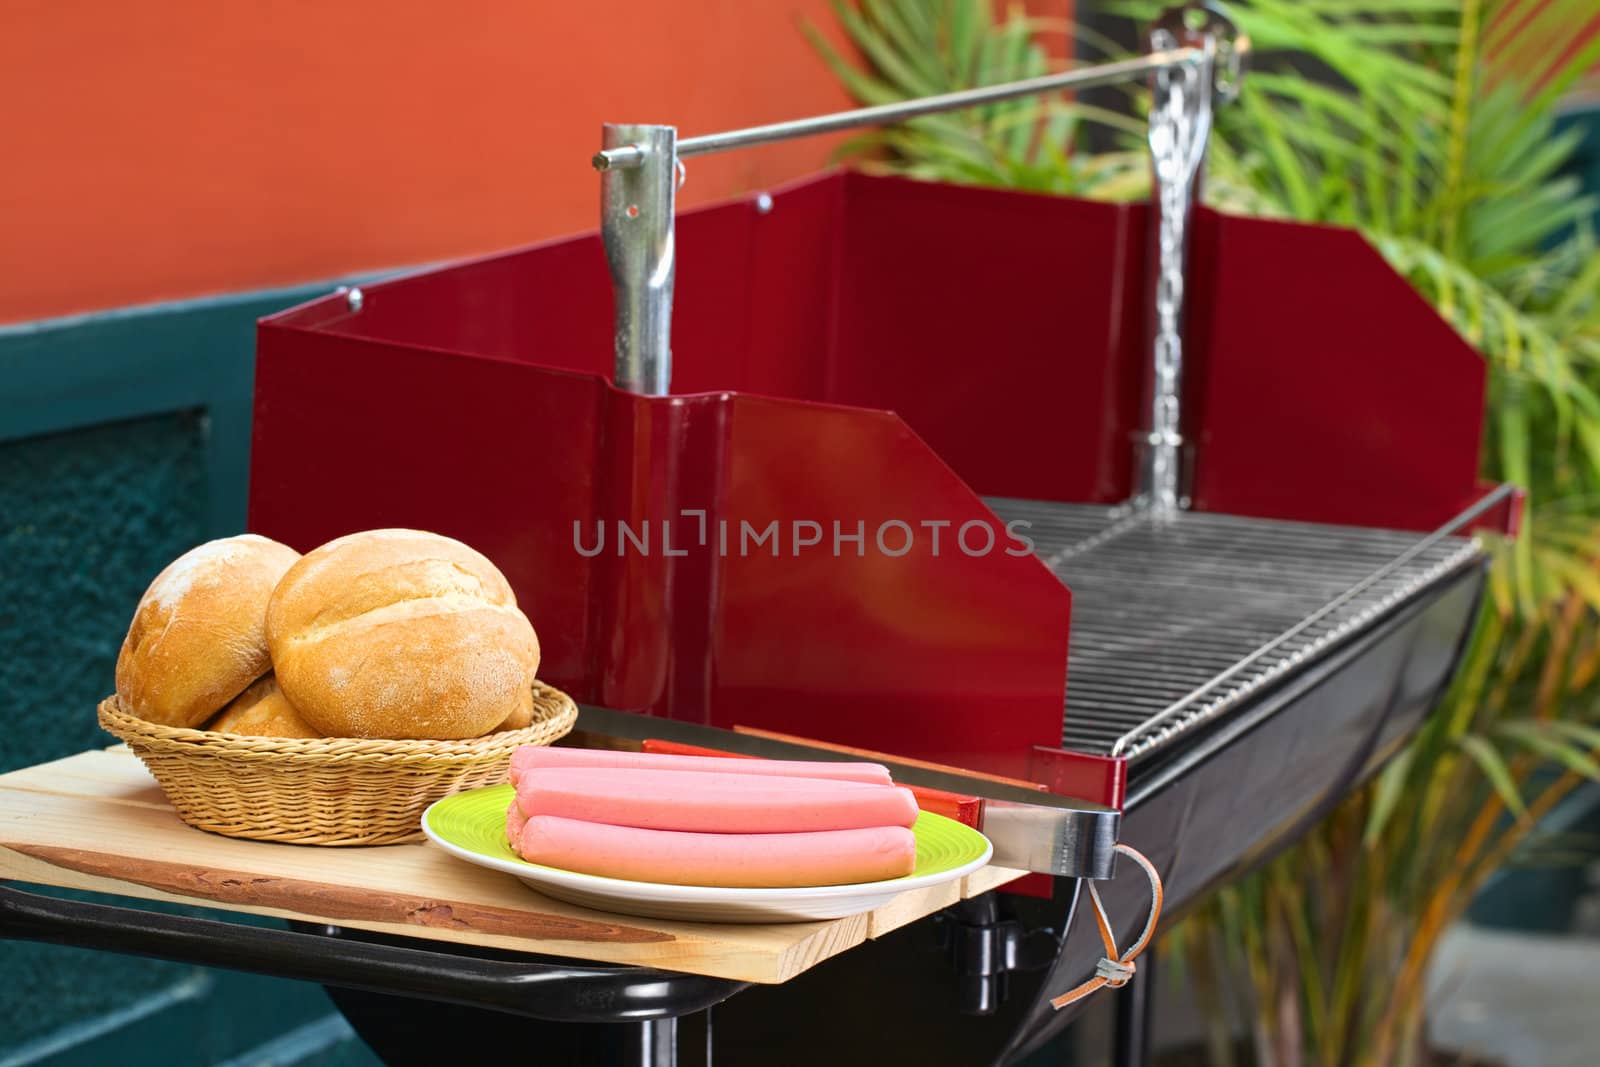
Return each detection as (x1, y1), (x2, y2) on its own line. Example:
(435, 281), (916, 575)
(573, 512), (1033, 558)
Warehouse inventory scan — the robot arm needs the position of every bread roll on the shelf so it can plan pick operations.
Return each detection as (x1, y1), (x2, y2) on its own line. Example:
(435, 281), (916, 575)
(207, 674), (321, 738)
(116, 534), (301, 728)
(494, 683), (536, 732)
(267, 529), (540, 739)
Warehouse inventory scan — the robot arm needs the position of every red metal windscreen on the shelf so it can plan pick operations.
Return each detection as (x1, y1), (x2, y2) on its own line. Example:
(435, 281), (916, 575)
(250, 170), (1488, 797)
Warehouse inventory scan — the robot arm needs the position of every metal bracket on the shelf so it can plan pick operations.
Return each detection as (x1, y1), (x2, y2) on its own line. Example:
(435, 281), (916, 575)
(937, 893), (1062, 1015)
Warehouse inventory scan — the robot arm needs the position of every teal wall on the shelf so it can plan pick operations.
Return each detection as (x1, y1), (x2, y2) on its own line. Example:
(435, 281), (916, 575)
(1557, 102), (1600, 220)
(0, 283), (385, 1067)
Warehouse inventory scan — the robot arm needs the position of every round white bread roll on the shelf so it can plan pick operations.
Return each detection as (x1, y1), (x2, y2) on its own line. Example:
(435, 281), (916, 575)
(206, 673), (321, 739)
(493, 682), (536, 733)
(115, 534), (302, 728)
(266, 529), (540, 740)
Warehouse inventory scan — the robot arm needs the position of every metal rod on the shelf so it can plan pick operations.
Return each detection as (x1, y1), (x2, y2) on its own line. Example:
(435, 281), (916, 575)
(594, 6), (1242, 398)
(592, 50), (1201, 171)
(1109, 483), (1516, 757)
(601, 123), (677, 396)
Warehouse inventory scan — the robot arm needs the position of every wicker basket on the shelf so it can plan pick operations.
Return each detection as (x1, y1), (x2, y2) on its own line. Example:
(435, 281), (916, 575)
(97, 681), (578, 845)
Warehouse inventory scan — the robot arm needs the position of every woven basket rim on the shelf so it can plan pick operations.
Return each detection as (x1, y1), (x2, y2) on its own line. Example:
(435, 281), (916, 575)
(97, 680), (578, 759)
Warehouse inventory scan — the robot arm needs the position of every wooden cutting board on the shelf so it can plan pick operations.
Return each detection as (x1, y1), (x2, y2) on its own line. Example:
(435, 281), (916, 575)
(0, 748), (1022, 984)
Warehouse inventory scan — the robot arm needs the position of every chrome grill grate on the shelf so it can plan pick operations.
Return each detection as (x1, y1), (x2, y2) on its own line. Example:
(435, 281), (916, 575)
(983, 499), (1484, 762)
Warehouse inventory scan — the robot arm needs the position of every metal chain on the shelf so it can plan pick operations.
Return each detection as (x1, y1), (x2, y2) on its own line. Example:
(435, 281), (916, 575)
(1141, 8), (1234, 517)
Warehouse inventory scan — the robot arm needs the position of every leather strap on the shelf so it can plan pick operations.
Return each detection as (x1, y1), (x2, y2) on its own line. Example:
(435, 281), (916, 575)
(1049, 842), (1164, 1010)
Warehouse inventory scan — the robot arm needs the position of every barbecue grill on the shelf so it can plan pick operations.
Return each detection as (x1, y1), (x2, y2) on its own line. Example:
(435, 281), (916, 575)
(239, 6), (1518, 1063)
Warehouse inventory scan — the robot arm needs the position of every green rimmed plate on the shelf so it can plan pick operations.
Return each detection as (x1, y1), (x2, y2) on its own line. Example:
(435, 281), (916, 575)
(422, 783), (993, 923)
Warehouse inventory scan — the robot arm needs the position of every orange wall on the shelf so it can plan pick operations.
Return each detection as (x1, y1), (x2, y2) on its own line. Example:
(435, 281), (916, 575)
(0, 2), (862, 324)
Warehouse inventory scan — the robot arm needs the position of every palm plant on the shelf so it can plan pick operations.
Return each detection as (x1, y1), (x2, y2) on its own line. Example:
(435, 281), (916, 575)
(809, 2), (1600, 1064)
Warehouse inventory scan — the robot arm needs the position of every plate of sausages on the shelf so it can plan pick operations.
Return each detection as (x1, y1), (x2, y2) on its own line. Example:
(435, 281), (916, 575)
(421, 747), (993, 923)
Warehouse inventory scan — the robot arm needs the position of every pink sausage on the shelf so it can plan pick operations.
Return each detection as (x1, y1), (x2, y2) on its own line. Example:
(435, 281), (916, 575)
(515, 768), (919, 833)
(513, 814), (917, 887)
(509, 745), (891, 789)
(506, 799), (527, 843)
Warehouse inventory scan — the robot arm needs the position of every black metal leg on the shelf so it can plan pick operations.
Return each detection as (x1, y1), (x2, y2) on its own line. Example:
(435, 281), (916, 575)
(1110, 942), (1155, 1067)
(629, 1017), (678, 1066)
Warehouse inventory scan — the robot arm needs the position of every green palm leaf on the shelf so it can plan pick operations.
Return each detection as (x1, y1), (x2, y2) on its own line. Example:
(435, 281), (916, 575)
(1459, 734), (1527, 816)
